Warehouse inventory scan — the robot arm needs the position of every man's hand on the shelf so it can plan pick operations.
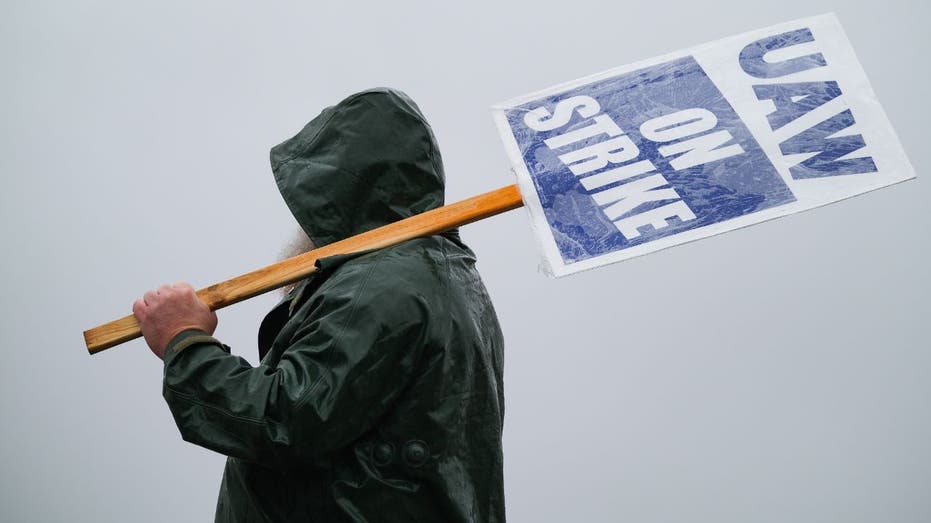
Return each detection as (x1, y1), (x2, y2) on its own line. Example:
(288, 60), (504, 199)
(133, 282), (218, 360)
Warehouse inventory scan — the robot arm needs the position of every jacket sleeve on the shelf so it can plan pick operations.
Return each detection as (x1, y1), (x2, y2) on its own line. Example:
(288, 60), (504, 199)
(161, 260), (429, 470)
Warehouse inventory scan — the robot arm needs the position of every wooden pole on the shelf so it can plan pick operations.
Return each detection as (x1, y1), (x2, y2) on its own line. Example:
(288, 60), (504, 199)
(83, 184), (524, 354)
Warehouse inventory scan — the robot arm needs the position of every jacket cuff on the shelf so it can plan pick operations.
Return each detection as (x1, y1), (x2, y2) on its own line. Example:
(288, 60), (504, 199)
(163, 329), (230, 363)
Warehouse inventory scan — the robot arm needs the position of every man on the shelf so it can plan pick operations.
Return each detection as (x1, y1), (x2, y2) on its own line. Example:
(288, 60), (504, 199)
(132, 88), (506, 522)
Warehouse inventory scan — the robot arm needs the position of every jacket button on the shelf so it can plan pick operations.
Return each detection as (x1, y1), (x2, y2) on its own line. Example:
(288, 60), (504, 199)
(402, 440), (428, 467)
(373, 442), (394, 466)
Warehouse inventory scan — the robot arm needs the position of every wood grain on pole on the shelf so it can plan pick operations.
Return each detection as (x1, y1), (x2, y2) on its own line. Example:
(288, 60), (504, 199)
(83, 184), (524, 355)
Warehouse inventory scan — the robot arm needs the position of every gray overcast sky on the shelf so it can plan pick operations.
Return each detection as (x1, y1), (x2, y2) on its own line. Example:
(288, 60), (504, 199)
(2, 1), (928, 521)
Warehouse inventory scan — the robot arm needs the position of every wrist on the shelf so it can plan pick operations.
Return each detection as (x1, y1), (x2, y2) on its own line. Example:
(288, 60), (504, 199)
(165, 328), (210, 352)
(163, 329), (231, 363)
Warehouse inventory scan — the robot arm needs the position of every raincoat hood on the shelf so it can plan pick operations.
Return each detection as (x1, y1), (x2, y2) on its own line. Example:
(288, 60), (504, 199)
(270, 88), (446, 247)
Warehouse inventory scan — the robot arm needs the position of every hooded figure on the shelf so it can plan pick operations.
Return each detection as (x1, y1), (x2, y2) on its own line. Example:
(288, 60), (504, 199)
(160, 88), (506, 522)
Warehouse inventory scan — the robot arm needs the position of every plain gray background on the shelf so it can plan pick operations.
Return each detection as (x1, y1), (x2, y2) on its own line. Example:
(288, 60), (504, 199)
(2, 1), (928, 521)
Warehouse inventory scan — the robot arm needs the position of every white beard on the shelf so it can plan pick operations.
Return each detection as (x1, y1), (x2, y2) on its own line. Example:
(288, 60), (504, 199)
(278, 228), (316, 297)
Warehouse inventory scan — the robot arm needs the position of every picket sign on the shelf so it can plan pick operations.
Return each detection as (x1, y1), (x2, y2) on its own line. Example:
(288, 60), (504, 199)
(84, 13), (914, 353)
(493, 12), (913, 275)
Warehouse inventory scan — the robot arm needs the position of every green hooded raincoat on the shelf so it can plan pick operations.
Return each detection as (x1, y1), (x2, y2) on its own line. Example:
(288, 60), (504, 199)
(161, 89), (506, 522)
